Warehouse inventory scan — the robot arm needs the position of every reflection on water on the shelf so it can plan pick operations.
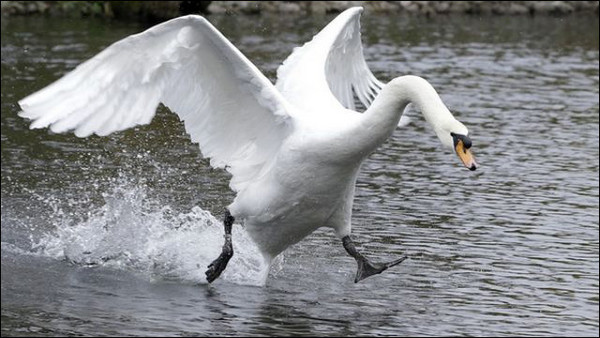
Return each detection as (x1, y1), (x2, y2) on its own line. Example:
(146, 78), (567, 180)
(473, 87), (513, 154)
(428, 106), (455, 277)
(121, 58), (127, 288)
(1, 13), (599, 337)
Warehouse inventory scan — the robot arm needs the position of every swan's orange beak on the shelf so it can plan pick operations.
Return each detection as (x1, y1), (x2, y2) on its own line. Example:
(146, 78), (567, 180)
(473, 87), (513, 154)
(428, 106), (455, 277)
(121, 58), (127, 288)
(452, 133), (478, 171)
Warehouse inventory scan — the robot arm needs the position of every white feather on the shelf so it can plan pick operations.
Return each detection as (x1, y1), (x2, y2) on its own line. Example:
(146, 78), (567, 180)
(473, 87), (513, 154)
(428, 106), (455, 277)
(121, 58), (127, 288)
(19, 15), (293, 193)
(276, 7), (383, 113)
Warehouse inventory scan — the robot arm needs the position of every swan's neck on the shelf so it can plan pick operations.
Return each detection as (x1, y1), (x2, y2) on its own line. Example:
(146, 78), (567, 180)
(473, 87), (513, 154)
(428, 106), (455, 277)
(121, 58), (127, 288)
(358, 75), (454, 153)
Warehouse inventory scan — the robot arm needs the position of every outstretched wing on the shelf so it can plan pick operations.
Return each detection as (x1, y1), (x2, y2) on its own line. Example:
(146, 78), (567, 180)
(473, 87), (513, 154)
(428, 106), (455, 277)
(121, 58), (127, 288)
(276, 6), (383, 113)
(19, 15), (294, 193)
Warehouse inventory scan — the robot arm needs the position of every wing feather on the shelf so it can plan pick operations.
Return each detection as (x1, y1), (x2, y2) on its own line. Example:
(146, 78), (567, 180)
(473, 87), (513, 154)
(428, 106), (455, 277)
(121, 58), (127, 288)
(276, 7), (383, 113)
(19, 15), (294, 192)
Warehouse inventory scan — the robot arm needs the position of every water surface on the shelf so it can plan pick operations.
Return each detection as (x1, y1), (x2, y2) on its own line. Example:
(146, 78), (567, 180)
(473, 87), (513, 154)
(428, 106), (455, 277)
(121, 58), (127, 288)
(1, 13), (599, 336)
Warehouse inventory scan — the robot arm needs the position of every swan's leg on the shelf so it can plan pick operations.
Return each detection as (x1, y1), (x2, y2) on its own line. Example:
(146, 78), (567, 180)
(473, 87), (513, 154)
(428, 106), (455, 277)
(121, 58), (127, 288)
(342, 235), (407, 283)
(205, 210), (235, 283)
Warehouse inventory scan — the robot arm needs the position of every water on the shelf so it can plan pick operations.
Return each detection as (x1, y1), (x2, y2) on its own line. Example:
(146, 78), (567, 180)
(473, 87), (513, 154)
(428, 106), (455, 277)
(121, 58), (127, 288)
(1, 12), (598, 336)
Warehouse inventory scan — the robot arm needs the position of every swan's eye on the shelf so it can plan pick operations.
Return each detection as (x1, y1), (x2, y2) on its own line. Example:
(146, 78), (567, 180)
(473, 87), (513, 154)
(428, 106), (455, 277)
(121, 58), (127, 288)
(450, 132), (472, 149)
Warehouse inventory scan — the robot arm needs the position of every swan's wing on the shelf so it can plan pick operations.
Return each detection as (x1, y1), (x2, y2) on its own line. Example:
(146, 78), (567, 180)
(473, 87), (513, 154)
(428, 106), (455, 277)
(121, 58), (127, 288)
(19, 15), (293, 192)
(276, 6), (383, 113)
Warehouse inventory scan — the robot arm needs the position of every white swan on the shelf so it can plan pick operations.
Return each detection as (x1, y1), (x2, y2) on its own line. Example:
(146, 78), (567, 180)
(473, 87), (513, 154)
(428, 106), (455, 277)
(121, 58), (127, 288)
(18, 7), (477, 283)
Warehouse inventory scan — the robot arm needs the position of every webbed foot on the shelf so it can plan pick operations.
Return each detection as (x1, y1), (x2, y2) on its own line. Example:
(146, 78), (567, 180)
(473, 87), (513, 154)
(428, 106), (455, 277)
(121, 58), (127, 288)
(342, 235), (407, 283)
(205, 210), (235, 283)
(354, 255), (407, 283)
(205, 242), (233, 283)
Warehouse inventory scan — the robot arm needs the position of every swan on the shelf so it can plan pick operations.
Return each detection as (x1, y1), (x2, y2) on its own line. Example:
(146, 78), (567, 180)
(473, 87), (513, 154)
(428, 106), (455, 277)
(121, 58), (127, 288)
(18, 7), (478, 284)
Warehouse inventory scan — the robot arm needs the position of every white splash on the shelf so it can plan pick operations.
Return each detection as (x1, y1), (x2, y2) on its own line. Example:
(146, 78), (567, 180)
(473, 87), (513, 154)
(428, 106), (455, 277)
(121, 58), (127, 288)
(30, 182), (276, 286)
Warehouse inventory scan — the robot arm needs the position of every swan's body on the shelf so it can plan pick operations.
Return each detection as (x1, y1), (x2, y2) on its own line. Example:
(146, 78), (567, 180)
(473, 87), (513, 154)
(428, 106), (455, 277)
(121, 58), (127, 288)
(234, 75), (462, 257)
(19, 7), (477, 283)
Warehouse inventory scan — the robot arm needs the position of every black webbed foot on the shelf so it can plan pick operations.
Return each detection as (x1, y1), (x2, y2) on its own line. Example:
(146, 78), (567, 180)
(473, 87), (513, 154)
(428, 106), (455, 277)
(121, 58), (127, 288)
(205, 242), (233, 283)
(342, 235), (407, 283)
(354, 255), (407, 283)
(205, 210), (235, 283)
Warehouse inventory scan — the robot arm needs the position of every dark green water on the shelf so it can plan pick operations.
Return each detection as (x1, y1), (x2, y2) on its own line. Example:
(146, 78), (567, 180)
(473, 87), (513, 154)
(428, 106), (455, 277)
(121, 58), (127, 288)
(2, 12), (599, 336)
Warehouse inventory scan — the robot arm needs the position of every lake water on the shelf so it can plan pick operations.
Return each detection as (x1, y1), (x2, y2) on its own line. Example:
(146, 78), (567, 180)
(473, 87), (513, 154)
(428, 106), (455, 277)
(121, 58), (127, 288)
(1, 12), (599, 336)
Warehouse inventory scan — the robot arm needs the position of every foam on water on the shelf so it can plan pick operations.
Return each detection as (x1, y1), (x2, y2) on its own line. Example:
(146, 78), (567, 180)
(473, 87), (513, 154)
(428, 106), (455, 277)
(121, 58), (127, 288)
(26, 181), (276, 286)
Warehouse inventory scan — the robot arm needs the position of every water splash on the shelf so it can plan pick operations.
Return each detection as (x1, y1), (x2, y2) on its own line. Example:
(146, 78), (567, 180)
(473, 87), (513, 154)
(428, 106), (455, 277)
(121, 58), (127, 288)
(29, 182), (274, 286)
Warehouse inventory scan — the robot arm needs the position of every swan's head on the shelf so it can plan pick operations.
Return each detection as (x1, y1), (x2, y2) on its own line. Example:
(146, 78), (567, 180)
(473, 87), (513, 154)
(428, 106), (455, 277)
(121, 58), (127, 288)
(377, 75), (478, 171)
(435, 119), (478, 171)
